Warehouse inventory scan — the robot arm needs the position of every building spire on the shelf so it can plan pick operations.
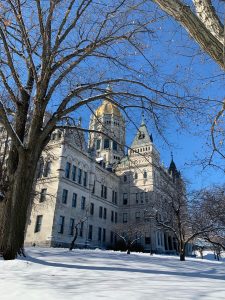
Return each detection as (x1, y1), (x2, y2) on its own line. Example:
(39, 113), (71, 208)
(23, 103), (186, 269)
(141, 111), (145, 125)
(106, 84), (112, 93)
(168, 152), (180, 181)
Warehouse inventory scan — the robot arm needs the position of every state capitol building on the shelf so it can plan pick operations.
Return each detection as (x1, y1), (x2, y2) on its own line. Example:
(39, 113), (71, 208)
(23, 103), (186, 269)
(25, 90), (185, 254)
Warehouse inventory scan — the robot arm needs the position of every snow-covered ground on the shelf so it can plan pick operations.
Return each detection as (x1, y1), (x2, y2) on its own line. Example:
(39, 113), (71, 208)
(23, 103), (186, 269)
(1, 248), (225, 300)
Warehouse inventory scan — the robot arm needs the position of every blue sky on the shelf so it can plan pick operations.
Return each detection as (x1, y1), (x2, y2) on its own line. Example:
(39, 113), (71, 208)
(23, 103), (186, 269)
(77, 13), (225, 192)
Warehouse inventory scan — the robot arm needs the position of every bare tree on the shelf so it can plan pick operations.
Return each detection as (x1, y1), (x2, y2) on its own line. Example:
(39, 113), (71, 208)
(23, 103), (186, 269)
(196, 185), (225, 256)
(154, 175), (192, 261)
(69, 207), (89, 251)
(154, 172), (225, 261)
(0, 0), (192, 260)
(113, 221), (146, 254)
(152, 0), (225, 70)
(0, 126), (9, 236)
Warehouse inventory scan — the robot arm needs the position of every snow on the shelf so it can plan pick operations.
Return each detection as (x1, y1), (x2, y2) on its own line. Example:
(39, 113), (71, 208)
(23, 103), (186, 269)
(1, 248), (225, 300)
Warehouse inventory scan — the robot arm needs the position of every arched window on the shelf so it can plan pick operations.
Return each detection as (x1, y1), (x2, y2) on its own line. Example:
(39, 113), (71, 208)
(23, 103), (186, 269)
(113, 141), (117, 151)
(37, 157), (44, 178)
(124, 175), (127, 182)
(143, 170), (147, 179)
(43, 161), (52, 177)
(104, 139), (110, 149)
(52, 133), (57, 140)
(96, 139), (101, 150)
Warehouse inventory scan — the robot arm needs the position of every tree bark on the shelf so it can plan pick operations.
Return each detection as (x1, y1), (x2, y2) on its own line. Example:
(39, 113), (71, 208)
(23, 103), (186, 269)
(0, 148), (40, 260)
(180, 251), (185, 261)
(153, 0), (224, 70)
(69, 226), (78, 251)
(126, 241), (131, 254)
(179, 240), (186, 261)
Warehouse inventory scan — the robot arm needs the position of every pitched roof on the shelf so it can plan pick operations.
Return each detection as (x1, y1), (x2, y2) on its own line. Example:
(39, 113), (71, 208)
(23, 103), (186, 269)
(131, 120), (153, 148)
(168, 158), (180, 180)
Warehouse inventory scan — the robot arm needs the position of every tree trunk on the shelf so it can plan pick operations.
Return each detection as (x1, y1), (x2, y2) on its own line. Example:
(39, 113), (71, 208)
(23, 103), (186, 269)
(180, 251), (185, 261)
(179, 241), (186, 261)
(126, 241), (131, 254)
(0, 149), (40, 260)
(69, 226), (78, 251)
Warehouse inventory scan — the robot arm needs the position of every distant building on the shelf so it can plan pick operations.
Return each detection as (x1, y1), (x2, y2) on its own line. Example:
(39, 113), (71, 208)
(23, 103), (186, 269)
(25, 90), (186, 254)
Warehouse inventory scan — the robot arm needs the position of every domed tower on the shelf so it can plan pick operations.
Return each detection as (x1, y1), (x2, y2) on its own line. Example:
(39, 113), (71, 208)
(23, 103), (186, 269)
(88, 87), (125, 167)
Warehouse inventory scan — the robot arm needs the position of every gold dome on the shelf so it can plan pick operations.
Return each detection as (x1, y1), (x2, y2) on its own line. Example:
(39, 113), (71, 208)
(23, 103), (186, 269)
(96, 100), (121, 117)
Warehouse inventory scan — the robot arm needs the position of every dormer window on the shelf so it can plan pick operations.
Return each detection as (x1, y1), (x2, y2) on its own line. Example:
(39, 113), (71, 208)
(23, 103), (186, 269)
(96, 139), (101, 150)
(104, 139), (110, 149)
(113, 141), (117, 151)
(138, 132), (145, 139)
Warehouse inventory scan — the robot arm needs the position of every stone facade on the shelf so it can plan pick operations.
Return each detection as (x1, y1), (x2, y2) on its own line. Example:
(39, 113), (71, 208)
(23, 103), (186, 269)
(25, 97), (187, 254)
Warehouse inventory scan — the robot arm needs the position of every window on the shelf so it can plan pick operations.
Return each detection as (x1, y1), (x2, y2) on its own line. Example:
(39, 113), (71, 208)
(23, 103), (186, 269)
(145, 192), (148, 202)
(62, 189), (68, 204)
(34, 215), (43, 233)
(138, 132), (145, 139)
(123, 213), (128, 223)
(43, 161), (51, 177)
(115, 212), (118, 223)
(104, 139), (110, 149)
(145, 237), (151, 244)
(101, 185), (104, 198)
(103, 208), (107, 219)
(40, 188), (47, 202)
(123, 193), (128, 205)
(96, 139), (101, 150)
(157, 232), (160, 246)
(83, 171), (88, 187)
(72, 193), (77, 207)
(111, 211), (114, 222)
(113, 141), (117, 151)
(105, 119), (111, 125)
(65, 162), (71, 179)
(136, 193), (139, 204)
(143, 171), (147, 179)
(69, 218), (75, 235)
(110, 231), (114, 244)
(101, 185), (107, 199)
(115, 192), (117, 205)
(124, 175), (127, 182)
(52, 133), (57, 140)
(92, 180), (95, 194)
(88, 225), (93, 240)
(58, 216), (65, 234)
(140, 192), (144, 203)
(98, 227), (102, 241)
(90, 202), (94, 215)
(81, 196), (86, 210)
(37, 159), (44, 178)
(135, 211), (140, 221)
(99, 206), (103, 218)
(112, 190), (118, 204)
(103, 228), (106, 242)
(78, 168), (82, 184)
(104, 186), (107, 199)
(134, 172), (138, 180)
(72, 165), (76, 181)
(79, 222), (83, 237)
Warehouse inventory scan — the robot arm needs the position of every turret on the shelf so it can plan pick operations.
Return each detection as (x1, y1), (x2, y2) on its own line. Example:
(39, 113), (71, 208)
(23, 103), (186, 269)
(88, 87), (125, 167)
